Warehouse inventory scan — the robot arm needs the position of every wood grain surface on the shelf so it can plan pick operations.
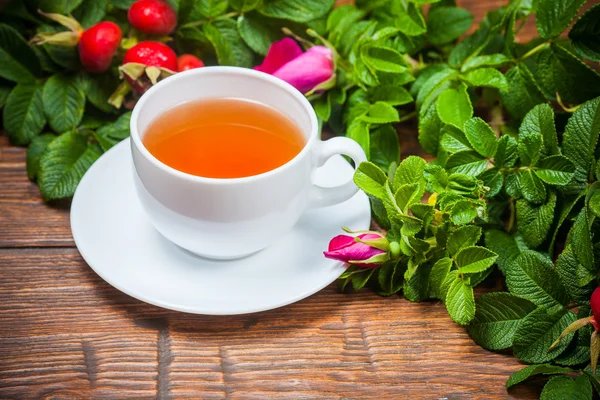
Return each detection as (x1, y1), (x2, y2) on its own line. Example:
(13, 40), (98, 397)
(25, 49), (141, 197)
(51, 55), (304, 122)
(0, 2), (549, 399)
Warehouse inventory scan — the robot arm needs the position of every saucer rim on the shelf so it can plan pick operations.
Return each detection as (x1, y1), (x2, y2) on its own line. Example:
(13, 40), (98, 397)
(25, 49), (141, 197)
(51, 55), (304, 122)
(71, 139), (371, 315)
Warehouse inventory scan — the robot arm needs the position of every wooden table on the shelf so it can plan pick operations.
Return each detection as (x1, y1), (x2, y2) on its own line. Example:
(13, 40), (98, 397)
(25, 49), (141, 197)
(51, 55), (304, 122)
(0, 2), (544, 398)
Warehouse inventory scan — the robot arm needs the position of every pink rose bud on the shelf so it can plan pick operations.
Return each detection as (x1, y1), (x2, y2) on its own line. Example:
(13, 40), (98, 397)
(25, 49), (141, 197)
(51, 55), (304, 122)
(255, 38), (335, 94)
(324, 233), (389, 269)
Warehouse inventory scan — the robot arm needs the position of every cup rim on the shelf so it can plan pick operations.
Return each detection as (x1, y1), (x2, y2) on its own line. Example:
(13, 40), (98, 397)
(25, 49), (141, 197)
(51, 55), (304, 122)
(130, 66), (319, 185)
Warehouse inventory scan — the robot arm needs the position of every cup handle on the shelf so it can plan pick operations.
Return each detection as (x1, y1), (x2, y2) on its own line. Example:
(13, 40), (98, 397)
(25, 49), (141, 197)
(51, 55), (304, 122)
(309, 137), (367, 208)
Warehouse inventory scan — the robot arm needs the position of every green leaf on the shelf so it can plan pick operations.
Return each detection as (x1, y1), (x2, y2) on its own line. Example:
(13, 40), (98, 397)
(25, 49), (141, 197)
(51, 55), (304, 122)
(237, 15), (278, 56)
(362, 46), (407, 74)
(495, 135), (518, 168)
(368, 86), (413, 106)
(518, 132), (543, 167)
(377, 259), (406, 296)
(513, 308), (577, 364)
(94, 112), (132, 151)
(394, 183), (420, 213)
(427, 6), (473, 46)
(445, 276), (475, 325)
(569, 4), (600, 62)
(204, 19), (253, 68)
(37, 0), (83, 13)
(535, 155), (576, 186)
(450, 200), (479, 225)
(461, 68), (508, 92)
(83, 72), (119, 114)
(3, 83), (45, 146)
(481, 168), (503, 198)
(469, 292), (537, 351)
(394, 156), (426, 189)
(501, 64), (546, 120)
(38, 131), (103, 201)
(192, 0), (228, 18)
(72, 0), (106, 29)
(520, 170), (547, 204)
(0, 24), (41, 83)
(506, 364), (577, 389)
(109, 0), (136, 9)
(354, 162), (388, 200)
(403, 263), (430, 302)
(347, 121), (370, 160)
(590, 187), (600, 218)
(351, 268), (376, 291)
(463, 117), (498, 158)
(440, 125), (471, 154)
(540, 375), (593, 400)
(572, 208), (594, 271)
(563, 97), (600, 185)
(455, 246), (498, 274)
(359, 102), (400, 124)
(536, 0), (586, 39)
(557, 245), (595, 307)
(418, 101), (443, 155)
(259, 0), (334, 22)
(0, 85), (11, 108)
(388, 1), (426, 36)
(517, 191), (557, 249)
(484, 230), (524, 274)
(447, 226), (482, 256)
(42, 74), (86, 134)
(461, 54), (512, 73)
(446, 151), (488, 177)
(429, 257), (452, 299)
(519, 103), (559, 157)
(436, 86), (473, 130)
(506, 250), (569, 312)
(230, 0), (262, 12)
(26, 133), (55, 180)
(370, 125), (400, 170)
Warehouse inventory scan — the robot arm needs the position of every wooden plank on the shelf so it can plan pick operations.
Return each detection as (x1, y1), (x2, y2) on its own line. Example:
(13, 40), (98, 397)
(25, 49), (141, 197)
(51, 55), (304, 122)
(0, 249), (539, 399)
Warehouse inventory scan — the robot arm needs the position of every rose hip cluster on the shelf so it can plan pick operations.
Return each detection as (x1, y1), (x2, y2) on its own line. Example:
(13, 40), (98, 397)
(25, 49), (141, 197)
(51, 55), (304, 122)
(33, 0), (204, 97)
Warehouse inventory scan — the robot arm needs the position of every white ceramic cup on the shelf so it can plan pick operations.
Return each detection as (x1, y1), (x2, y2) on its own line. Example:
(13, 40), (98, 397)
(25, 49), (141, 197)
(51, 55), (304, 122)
(130, 66), (367, 260)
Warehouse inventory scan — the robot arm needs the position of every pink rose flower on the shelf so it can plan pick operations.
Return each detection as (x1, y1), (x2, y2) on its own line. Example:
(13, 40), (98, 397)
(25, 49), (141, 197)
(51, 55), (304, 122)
(324, 233), (388, 268)
(255, 38), (335, 94)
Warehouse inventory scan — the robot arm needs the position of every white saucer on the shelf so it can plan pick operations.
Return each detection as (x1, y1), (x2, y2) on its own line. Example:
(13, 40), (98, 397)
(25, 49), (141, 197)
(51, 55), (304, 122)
(71, 139), (371, 315)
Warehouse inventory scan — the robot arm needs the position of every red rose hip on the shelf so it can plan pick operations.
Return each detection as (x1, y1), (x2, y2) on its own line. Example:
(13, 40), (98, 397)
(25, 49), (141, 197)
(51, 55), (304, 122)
(177, 54), (205, 72)
(121, 41), (177, 93)
(79, 21), (122, 73)
(128, 0), (177, 35)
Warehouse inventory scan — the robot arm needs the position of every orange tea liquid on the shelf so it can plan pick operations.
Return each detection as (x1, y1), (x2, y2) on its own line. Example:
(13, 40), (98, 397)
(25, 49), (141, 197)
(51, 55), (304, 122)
(143, 98), (306, 179)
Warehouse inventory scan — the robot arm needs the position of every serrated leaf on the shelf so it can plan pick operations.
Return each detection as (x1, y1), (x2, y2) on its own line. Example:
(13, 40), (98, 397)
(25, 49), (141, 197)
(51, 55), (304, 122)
(506, 364), (576, 389)
(513, 308), (577, 364)
(37, 0), (83, 13)
(536, 0), (586, 39)
(445, 276), (475, 325)
(94, 112), (131, 151)
(204, 19), (253, 68)
(230, 0), (261, 12)
(429, 257), (452, 299)
(259, 0), (334, 22)
(427, 6), (473, 46)
(447, 226), (482, 256)
(440, 125), (472, 154)
(394, 183), (420, 213)
(26, 133), (55, 180)
(437, 86), (473, 130)
(369, 86), (413, 106)
(535, 155), (576, 186)
(38, 131), (103, 200)
(83, 73), (119, 114)
(517, 190), (556, 249)
(72, 0), (106, 29)
(450, 200), (479, 225)
(351, 268), (376, 291)
(519, 103), (558, 158)
(469, 292), (537, 351)
(446, 151), (488, 177)
(455, 246), (498, 274)
(394, 156), (426, 190)
(461, 54), (511, 73)
(388, 1), (426, 36)
(463, 117), (498, 158)
(403, 263), (430, 302)
(501, 64), (546, 120)
(377, 259), (406, 296)
(506, 251), (569, 312)
(359, 102), (400, 124)
(362, 46), (407, 74)
(540, 375), (592, 400)
(347, 120), (370, 160)
(461, 68), (508, 92)
(0, 24), (41, 83)
(484, 230), (524, 274)
(237, 15), (278, 56)
(572, 208), (594, 271)
(569, 4), (600, 62)
(557, 245), (595, 307)
(370, 124), (400, 170)
(418, 101), (443, 155)
(191, 0), (228, 18)
(481, 168), (504, 198)
(354, 162), (388, 200)
(3, 83), (45, 145)
(42, 74), (85, 134)
(563, 97), (600, 185)
(495, 135), (518, 168)
(520, 170), (547, 204)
